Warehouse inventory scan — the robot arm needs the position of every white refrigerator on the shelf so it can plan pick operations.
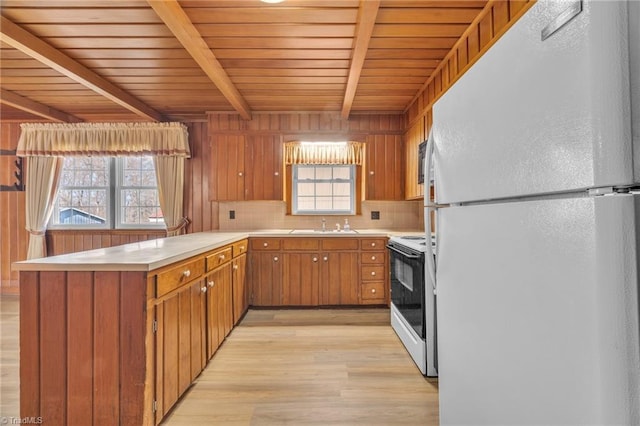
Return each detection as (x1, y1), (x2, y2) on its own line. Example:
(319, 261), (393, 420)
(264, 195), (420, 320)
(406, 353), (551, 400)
(427, 0), (640, 424)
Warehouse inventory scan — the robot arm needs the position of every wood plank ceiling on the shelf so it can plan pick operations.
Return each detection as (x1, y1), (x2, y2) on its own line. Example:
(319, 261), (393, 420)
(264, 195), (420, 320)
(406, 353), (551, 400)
(0, 0), (487, 122)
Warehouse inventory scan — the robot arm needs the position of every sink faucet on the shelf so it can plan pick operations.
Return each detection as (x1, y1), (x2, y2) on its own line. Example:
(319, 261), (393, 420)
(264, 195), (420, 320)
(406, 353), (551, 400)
(321, 217), (326, 232)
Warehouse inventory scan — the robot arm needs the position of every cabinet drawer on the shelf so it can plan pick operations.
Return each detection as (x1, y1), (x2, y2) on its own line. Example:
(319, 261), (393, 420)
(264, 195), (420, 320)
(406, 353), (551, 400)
(282, 238), (320, 251)
(361, 282), (385, 301)
(361, 251), (385, 265)
(321, 238), (359, 250)
(206, 246), (232, 271)
(361, 238), (386, 251)
(250, 238), (281, 251)
(157, 257), (205, 297)
(232, 239), (248, 257)
(361, 265), (384, 281)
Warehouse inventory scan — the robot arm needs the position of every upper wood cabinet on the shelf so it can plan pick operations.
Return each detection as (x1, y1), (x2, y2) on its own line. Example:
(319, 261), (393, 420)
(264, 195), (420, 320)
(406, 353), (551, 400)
(365, 135), (404, 201)
(404, 116), (426, 200)
(245, 135), (283, 201)
(210, 133), (283, 201)
(210, 134), (246, 201)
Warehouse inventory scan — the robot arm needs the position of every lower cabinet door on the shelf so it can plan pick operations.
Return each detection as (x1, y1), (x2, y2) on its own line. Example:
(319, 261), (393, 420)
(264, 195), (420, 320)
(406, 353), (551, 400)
(205, 262), (233, 359)
(282, 252), (320, 306)
(156, 280), (205, 421)
(320, 252), (359, 305)
(249, 251), (283, 306)
(232, 254), (248, 325)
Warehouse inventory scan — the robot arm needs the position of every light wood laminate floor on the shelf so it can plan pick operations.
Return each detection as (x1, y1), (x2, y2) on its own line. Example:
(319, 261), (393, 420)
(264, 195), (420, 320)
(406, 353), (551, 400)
(0, 295), (439, 425)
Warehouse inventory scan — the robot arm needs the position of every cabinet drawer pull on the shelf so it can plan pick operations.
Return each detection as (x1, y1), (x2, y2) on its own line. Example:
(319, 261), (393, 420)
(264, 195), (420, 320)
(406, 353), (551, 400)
(208, 281), (215, 287)
(312, 257), (318, 262)
(200, 286), (207, 293)
(323, 256), (328, 261)
(371, 256), (376, 261)
(371, 288), (376, 294)
(183, 269), (191, 278)
(238, 171), (243, 177)
(263, 242), (269, 247)
(370, 242), (376, 247)
(371, 271), (376, 276)
(273, 256), (278, 262)
(233, 264), (238, 270)
(240, 246), (245, 251)
(219, 254), (226, 260)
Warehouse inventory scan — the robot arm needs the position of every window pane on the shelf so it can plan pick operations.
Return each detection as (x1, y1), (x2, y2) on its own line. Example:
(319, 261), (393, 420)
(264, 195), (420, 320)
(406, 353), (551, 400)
(316, 183), (332, 196)
(316, 197), (333, 210)
(333, 182), (351, 196)
(140, 189), (158, 206)
(123, 170), (140, 186)
(332, 167), (350, 180)
(124, 157), (141, 169)
(92, 171), (108, 186)
(141, 157), (155, 170)
(141, 171), (156, 186)
(333, 197), (351, 210)
(297, 198), (315, 210)
(123, 207), (140, 224)
(315, 167), (332, 180)
(297, 182), (315, 196)
(297, 167), (315, 180)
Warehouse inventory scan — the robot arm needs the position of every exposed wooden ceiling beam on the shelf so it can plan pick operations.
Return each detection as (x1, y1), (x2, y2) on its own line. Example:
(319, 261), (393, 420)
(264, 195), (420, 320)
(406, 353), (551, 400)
(0, 16), (165, 122)
(147, 0), (252, 120)
(341, 0), (381, 119)
(0, 88), (82, 122)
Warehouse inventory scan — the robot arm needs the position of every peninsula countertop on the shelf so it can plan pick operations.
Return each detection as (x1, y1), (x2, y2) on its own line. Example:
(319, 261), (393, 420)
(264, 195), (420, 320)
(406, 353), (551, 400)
(13, 229), (423, 272)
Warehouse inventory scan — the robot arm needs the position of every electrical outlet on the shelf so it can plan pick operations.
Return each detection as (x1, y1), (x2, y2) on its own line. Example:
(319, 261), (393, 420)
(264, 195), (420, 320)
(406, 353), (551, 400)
(371, 211), (380, 220)
(229, 210), (235, 219)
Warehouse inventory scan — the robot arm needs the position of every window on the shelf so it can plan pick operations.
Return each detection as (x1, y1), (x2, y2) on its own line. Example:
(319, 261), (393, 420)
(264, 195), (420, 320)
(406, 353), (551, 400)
(51, 156), (164, 229)
(292, 164), (355, 215)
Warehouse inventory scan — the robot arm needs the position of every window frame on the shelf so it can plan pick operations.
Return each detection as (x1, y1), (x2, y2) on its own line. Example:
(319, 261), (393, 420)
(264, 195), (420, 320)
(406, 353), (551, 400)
(114, 156), (165, 230)
(291, 164), (356, 215)
(49, 156), (165, 230)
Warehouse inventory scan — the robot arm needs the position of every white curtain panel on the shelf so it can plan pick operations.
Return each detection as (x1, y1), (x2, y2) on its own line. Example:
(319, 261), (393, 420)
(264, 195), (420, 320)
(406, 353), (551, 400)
(154, 156), (188, 237)
(25, 156), (64, 259)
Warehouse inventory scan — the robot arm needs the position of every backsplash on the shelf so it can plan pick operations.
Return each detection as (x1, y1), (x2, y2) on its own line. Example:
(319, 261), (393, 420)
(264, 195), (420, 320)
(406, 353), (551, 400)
(218, 200), (423, 231)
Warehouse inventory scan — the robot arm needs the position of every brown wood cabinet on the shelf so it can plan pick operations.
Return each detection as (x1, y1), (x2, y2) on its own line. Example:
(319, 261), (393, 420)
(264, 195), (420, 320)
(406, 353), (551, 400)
(365, 134), (404, 200)
(249, 236), (388, 307)
(210, 134), (283, 201)
(360, 248), (387, 304)
(282, 252), (321, 305)
(155, 278), (206, 422)
(210, 134), (246, 201)
(204, 261), (233, 360)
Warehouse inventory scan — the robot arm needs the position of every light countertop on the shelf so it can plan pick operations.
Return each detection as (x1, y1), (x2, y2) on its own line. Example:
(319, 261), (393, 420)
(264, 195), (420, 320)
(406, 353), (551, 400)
(12, 229), (424, 272)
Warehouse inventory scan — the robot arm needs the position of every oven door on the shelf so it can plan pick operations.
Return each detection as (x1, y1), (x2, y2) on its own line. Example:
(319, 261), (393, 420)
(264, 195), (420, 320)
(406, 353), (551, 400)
(388, 243), (425, 339)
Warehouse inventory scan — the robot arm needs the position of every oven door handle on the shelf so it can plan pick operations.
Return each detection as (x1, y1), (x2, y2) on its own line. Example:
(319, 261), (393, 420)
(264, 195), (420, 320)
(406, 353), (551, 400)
(386, 244), (422, 259)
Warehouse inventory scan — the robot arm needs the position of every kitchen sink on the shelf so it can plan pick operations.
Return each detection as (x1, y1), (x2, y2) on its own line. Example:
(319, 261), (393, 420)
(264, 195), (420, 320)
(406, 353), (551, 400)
(289, 229), (358, 234)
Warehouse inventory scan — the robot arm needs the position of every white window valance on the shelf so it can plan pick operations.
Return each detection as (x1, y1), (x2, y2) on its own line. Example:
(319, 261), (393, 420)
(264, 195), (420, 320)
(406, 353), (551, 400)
(284, 141), (363, 165)
(16, 122), (190, 158)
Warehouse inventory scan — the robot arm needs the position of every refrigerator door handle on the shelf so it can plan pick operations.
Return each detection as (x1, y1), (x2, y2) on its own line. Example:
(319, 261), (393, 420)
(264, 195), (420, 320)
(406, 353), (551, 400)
(424, 129), (437, 293)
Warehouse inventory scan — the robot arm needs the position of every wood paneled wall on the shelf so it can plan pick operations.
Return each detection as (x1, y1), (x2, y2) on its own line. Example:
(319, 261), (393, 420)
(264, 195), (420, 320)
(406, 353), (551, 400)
(0, 122), (28, 294)
(403, 0), (536, 199)
(209, 112), (403, 136)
